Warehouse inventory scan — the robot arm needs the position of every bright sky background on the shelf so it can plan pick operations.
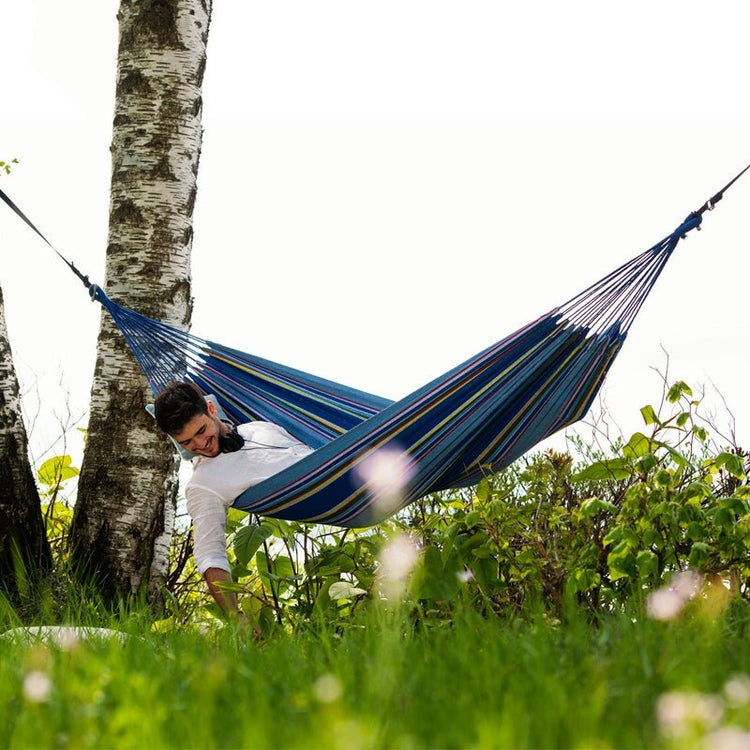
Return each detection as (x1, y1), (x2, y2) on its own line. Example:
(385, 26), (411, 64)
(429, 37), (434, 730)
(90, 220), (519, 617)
(2, 1), (750, 474)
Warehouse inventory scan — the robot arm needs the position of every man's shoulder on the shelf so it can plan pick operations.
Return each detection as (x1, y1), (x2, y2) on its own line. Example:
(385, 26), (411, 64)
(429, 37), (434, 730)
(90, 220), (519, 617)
(239, 420), (275, 429)
(240, 421), (312, 450)
(240, 420), (287, 438)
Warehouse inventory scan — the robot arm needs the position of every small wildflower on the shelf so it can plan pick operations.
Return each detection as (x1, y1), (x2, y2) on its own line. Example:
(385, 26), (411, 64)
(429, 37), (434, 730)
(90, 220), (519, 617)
(376, 533), (420, 600)
(313, 673), (342, 703)
(656, 690), (724, 739)
(724, 675), (750, 708)
(23, 670), (52, 703)
(704, 726), (750, 750)
(54, 628), (81, 651)
(646, 569), (702, 621)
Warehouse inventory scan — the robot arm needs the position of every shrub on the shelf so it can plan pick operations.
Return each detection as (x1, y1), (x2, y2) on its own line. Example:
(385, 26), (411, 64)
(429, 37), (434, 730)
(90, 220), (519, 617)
(391, 380), (749, 622)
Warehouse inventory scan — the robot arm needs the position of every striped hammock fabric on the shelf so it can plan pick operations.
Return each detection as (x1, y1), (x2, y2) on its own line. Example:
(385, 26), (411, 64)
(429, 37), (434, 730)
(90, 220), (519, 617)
(91, 211), (703, 527)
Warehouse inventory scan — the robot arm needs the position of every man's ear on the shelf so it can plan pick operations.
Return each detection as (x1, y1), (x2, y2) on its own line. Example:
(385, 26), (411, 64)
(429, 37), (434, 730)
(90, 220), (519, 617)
(206, 399), (217, 417)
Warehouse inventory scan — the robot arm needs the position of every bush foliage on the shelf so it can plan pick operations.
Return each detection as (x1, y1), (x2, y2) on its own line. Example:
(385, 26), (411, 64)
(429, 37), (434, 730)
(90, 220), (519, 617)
(12, 379), (749, 631)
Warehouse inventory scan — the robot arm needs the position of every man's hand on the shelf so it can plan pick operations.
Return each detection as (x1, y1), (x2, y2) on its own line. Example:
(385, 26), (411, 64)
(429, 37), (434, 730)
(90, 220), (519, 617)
(204, 567), (240, 614)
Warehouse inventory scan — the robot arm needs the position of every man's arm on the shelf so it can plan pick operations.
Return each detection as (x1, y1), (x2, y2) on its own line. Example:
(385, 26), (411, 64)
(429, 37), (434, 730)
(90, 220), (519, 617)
(186, 489), (240, 616)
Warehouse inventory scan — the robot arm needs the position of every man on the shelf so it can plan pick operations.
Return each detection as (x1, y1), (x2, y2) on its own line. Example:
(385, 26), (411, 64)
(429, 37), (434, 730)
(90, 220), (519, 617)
(153, 381), (313, 615)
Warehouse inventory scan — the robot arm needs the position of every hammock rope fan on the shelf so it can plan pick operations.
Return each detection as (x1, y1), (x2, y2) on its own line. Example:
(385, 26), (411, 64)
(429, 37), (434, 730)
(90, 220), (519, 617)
(1, 165), (747, 527)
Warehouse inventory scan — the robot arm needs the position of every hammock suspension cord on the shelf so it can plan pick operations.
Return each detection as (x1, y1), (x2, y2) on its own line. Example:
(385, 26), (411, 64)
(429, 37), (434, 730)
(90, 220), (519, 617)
(1, 163), (748, 306)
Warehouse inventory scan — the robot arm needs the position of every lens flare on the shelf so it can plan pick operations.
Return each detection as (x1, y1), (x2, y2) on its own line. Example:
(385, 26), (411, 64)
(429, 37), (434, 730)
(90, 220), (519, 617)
(355, 446), (416, 518)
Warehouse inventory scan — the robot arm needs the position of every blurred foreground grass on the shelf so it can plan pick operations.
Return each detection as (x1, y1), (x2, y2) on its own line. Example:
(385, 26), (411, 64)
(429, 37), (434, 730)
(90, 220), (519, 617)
(2, 601), (750, 749)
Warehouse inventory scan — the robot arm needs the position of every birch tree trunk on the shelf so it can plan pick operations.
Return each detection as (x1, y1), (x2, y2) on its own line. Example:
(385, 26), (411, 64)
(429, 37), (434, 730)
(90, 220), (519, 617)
(70, 0), (212, 607)
(0, 285), (52, 602)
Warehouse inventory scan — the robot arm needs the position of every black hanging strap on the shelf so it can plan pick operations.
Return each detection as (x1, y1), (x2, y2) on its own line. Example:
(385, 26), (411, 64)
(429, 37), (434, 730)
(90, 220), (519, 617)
(0, 185), (92, 290)
(2, 161), (749, 291)
(692, 162), (750, 217)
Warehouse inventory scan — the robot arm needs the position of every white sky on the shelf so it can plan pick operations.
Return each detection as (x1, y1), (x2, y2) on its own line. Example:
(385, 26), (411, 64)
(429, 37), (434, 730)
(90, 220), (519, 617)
(2, 1), (750, 473)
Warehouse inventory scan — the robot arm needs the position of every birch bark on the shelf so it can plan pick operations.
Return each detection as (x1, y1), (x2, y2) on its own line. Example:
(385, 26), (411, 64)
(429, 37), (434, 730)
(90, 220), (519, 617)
(0, 285), (52, 601)
(70, 0), (212, 606)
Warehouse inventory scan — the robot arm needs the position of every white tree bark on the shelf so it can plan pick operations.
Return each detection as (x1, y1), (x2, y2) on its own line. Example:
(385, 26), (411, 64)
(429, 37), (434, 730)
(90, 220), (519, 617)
(0, 284), (51, 598)
(71, 0), (212, 606)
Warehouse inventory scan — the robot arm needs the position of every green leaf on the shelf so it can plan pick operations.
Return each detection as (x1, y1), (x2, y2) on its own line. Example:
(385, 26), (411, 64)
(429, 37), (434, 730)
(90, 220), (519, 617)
(692, 425), (708, 442)
(688, 542), (710, 569)
(226, 508), (247, 528)
(640, 405), (659, 425)
(661, 444), (690, 469)
(642, 526), (661, 548)
(635, 453), (658, 474)
(262, 517), (293, 542)
(258, 555), (299, 594)
(230, 562), (250, 580)
(475, 478), (491, 503)
(608, 564), (631, 582)
(722, 496), (749, 515)
(667, 381), (693, 403)
(654, 470), (673, 488)
(716, 452), (746, 480)
(307, 547), (357, 577)
(37, 455), (79, 486)
(607, 540), (634, 581)
(572, 458), (631, 482)
(233, 524), (273, 568)
(411, 545), (461, 601)
(603, 527), (624, 547)
(578, 497), (618, 519)
(636, 550), (658, 579)
(464, 510), (482, 528)
(571, 568), (601, 594)
(270, 555), (297, 581)
(683, 482), (711, 503)
(712, 507), (736, 529)
(623, 432), (650, 459)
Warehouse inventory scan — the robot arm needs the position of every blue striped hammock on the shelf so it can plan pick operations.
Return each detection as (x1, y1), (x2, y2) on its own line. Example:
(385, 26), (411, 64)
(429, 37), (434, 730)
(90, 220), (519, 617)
(95, 211), (703, 527)
(1, 173), (742, 528)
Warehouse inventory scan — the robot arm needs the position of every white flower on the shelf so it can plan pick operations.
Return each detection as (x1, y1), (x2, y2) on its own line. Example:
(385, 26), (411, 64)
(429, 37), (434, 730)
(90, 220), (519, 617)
(656, 690), (724, 739)
(376, 533), (420, 600)
(313, 674), (342, 703)
(705, 727), (750, 750)
(53, 627), (81, 651)
(646, 569), (702, 621)
(724, 675), (750, 708)
(23, 670), (52, 703)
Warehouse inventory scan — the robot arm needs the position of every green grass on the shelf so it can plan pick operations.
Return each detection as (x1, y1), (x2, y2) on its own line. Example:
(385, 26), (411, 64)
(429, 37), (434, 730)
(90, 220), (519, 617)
(2, 602), (750, 749)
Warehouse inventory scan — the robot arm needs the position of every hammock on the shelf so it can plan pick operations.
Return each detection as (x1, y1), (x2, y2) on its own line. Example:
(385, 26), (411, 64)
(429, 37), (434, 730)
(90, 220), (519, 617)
(1, 167), (746, 527)
(90, 222), (682, 527)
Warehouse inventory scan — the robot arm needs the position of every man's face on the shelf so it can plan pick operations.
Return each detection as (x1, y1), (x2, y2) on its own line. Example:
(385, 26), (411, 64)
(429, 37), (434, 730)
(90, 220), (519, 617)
(171, 402), (227, 457)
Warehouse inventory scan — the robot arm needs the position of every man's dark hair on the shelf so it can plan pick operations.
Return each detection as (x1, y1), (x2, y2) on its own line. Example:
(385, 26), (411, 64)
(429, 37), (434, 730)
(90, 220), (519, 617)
(153, 381), (209, 435)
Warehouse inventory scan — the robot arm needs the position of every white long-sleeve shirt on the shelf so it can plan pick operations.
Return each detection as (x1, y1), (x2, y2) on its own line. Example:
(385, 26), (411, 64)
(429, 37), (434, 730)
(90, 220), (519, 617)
(185, 421), (313, 575)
